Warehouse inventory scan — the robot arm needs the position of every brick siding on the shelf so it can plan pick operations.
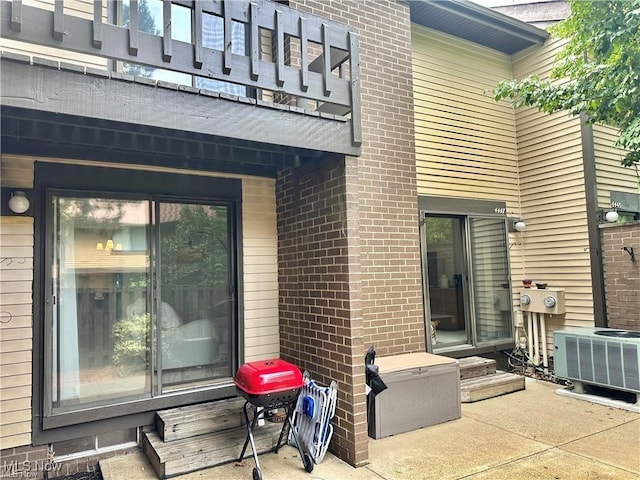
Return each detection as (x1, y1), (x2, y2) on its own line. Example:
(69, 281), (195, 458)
(278, 0), (424, 466)
(601, 222), (640, 330)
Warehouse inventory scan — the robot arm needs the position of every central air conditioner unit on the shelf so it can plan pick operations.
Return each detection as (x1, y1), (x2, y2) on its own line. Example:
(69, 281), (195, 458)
(554, 328), (640, 394)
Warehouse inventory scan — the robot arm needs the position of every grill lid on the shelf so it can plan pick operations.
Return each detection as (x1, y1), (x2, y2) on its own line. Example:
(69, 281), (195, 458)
(234, 359), (303, 396)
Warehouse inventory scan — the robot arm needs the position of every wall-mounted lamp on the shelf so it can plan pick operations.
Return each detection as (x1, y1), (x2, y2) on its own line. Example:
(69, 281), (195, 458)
(508, 218), (526, 232)
(598, 209), (619, 223)
(8, 191), (30, 214)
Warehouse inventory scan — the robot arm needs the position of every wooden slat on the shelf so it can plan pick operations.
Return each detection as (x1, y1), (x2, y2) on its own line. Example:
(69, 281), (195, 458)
(92, 1), (102, 49)
(299, 16), (308, 91)
(249, 2), (258, 81)
(460, 372), (525, 403)
(274, 9), (284, 87)
(10, 0), (21, 32)
(53, 0), (64, 42)
(223, 0), (232, 74)
(193, 4), (202, 68)
(321, 23), (331, 95)
(157, 397), (246, 442)
(129, 0), (139, 56)
(458, 356), (496, 380)
(348, 31), (361, 146)
(162, 0), (172, 62)
(144, 423), (282, 478)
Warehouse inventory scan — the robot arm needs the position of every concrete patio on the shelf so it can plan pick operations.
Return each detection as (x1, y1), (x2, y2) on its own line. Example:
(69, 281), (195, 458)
(100, 377), (639, 479)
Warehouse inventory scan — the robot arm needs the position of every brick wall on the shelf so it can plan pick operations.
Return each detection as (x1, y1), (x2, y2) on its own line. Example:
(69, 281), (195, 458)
(277, 155), (366, 466)
(278, 0), (424, 467)
(601, 222), (640, 330)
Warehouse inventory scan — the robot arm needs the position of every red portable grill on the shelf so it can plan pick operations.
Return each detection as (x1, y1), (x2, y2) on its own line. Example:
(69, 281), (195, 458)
(234, 359), (314, 480)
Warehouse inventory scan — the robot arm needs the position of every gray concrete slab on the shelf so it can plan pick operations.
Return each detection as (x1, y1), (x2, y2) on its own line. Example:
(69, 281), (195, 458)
(99, 377), (640, 480)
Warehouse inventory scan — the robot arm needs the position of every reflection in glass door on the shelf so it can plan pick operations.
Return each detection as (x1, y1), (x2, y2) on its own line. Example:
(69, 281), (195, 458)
(424, 216), (468, 348)
(157, 202), (233, 391)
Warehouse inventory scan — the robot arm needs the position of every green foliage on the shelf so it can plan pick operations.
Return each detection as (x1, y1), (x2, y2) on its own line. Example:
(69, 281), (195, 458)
(492, 0), (640, 167)
(112, 313), (150, 376)
(160, 205), (229, 287)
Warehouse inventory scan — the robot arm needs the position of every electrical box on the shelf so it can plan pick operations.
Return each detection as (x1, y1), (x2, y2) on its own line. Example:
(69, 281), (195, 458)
(519, 288), (566, 315)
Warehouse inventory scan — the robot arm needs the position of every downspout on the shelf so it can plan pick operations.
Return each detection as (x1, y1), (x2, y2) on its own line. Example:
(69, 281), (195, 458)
(580, 112), (607, 327)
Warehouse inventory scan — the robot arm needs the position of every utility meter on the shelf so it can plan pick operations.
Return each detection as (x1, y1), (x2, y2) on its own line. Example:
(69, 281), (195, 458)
(519, 288), (565, 314)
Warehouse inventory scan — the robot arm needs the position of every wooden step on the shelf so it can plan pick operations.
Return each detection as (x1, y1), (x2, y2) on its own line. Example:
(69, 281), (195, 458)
(156, 397), (246, 442)
(458, 356), (496, 380)
(460, 371), (525, 403)
(143, 422), (284, 479)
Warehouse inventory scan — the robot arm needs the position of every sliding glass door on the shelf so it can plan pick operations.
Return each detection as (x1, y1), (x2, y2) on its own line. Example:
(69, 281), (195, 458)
(48, 193), (234, 415)
(422, 208), (513, 352)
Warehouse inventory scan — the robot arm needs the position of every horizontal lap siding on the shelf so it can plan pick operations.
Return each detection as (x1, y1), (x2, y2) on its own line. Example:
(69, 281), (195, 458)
(412, 25), (520, 207)
(411, 25), (525, 292)
(241, 178), (279, 362)
(592, 124), (637, 207)
(0, 217), (34, 450)
(512, 39), (593, 336)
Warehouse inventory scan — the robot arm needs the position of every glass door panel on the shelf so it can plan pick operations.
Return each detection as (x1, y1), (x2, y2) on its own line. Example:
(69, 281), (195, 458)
(50, 196), (151, 413)
(469, 218), (512, 344)
(424, 216), (468, 348)
(157, 202), (232, 391)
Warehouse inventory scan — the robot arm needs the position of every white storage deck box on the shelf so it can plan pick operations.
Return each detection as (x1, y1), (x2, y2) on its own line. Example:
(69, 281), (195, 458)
(368, 352), (461, 439)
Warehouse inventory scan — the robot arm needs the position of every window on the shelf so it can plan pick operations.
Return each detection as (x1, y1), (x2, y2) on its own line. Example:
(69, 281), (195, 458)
(38, 165), (242, 426)
(420, 197), (513, 351)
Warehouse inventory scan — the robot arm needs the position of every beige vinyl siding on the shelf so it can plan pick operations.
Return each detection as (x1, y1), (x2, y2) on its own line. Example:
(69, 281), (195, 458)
(241, 178), (280, 362)
(512, 39), (594, 350)
(593, 124), (638, 208)
(411, 24), (526, 308)
(0, 0), (108, 71)
(0, 217), (34, 450)
(412, 24), (520, 210)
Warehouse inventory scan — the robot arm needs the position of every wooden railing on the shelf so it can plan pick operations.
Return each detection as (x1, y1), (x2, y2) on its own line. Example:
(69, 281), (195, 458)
(0, 0), (361, 146)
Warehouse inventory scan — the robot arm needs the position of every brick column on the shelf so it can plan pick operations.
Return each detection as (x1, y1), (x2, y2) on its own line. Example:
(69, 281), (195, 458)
(278, 0), (424, 467)
(601, 222), (640, 330)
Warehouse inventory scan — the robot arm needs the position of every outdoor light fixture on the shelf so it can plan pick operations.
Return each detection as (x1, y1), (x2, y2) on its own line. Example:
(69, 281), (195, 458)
(605, 210), (619, 223)
(8, 191), (30, 214)
(508, 218), (526, 232)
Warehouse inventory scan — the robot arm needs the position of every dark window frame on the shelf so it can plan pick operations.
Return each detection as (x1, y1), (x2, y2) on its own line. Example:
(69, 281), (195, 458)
(33, 163), (243, 443)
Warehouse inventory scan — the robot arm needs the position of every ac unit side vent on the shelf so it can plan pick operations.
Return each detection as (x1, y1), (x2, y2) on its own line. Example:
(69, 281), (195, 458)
(554, 329), (640, 395)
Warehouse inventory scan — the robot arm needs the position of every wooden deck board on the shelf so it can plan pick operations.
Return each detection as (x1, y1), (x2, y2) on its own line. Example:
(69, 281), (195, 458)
(144, 423), (284, 478)
(460, 371), (525, 403)
(157, 397), (247, 442)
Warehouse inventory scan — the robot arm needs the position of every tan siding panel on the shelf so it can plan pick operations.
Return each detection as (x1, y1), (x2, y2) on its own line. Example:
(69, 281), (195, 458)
(411, 25), (519, 210)
(242, 178), (279, 361)
(512, 38), (594, 346)
(1, 216), (34, 447)
(593, 124), (637, 208)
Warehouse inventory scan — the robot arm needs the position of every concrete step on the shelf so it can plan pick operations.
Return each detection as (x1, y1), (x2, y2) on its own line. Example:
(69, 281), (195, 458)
(458, 356), (497, 380)
(156, 397), (246, 442)
(143, 422), (284, 479)
(460, 371), (525, 403)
